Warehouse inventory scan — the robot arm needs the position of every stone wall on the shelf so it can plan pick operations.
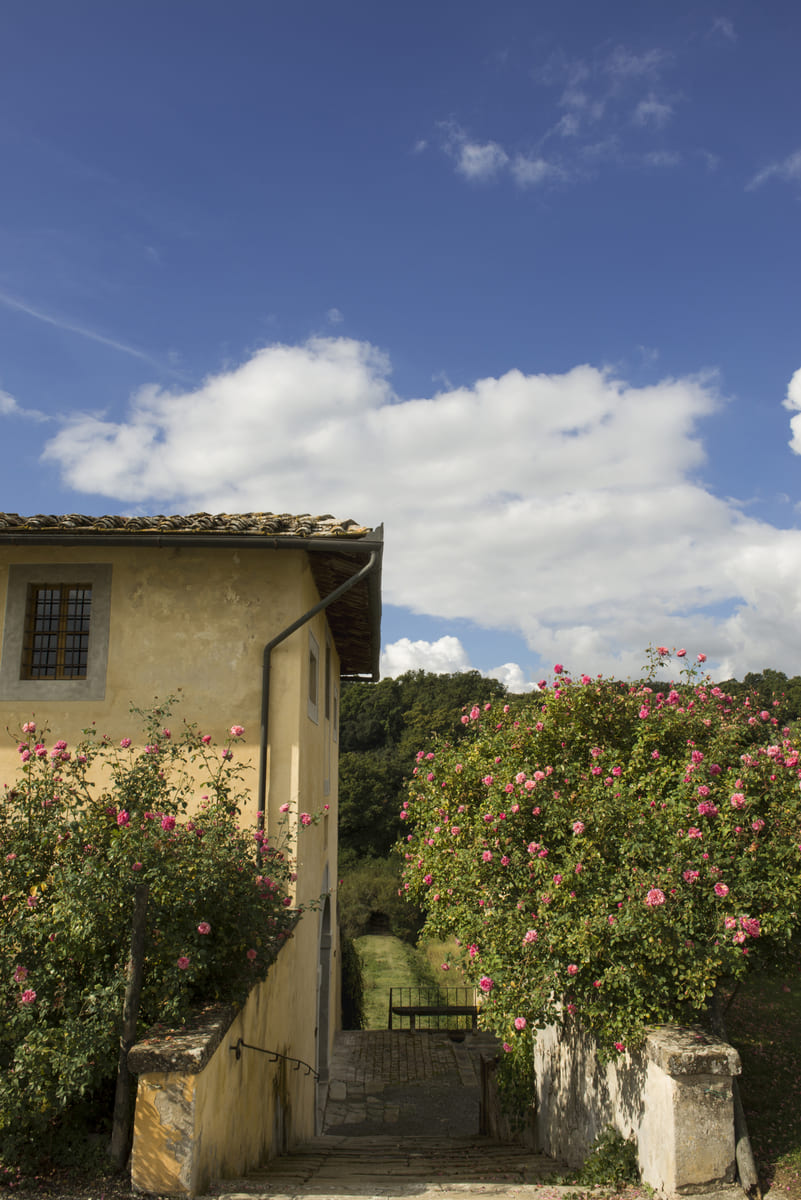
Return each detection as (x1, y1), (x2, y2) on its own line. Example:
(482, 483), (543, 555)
(532, 1020), (742, 1194)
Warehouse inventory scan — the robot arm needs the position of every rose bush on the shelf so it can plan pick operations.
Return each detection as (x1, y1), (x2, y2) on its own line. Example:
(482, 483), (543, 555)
(400, 649), (801, 1062)
(0, 701), (297, 1150)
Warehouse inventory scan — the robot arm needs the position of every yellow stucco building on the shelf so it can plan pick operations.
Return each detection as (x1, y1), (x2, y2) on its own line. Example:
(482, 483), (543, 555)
(0, 511), (383, 1193)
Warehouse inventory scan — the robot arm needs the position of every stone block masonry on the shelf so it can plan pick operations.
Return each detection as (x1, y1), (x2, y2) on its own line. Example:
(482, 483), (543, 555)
(533, 1021), (742, 1194)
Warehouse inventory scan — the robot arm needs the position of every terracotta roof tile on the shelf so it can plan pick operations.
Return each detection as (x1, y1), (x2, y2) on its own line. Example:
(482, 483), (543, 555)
(0, 512), (372, 538)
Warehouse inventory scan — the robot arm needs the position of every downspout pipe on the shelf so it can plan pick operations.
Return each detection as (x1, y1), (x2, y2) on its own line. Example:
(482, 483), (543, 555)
(256, 550), (379, 837)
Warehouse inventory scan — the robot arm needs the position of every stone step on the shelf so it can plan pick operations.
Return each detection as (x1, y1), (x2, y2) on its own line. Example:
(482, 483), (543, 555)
(207, 1133), (563, 1198)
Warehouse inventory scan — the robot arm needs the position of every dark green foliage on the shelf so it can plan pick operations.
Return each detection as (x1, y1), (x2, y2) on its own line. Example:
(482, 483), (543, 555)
(338, 856), (423, 942)
(338, 750), (407, 858)
(338, 670), (510, 860)
(718, 668), (801, 727)
(339, 934), (365, 1030)
(573, 1128), (640, 1185)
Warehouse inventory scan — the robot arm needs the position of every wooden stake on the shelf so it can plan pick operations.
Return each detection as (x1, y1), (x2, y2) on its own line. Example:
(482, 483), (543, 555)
(109, 881), (149, 1171)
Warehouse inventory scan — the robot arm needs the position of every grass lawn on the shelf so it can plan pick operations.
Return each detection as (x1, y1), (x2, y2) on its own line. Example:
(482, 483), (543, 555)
(724, 967), (801, 1199)
(420, 936), (471, 986)
(354, 933), (441, 1029)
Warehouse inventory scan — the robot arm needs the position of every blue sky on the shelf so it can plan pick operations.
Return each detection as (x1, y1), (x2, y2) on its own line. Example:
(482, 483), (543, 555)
(2, 0), (801, 688)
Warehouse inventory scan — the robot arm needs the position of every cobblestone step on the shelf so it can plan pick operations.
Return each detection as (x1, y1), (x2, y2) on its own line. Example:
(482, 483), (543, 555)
(208, 1133), (563, 1198)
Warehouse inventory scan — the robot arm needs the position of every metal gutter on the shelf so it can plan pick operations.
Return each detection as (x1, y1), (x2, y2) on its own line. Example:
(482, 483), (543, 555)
(255, 549), (380, 838)
(0, 531), (382, 556)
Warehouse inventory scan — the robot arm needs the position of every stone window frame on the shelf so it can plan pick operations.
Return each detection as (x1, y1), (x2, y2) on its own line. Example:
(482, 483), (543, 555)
(0, 563), (112, 702)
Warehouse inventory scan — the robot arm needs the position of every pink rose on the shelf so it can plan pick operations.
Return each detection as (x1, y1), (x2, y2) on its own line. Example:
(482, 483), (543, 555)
(714, 882), (729, 898)
(676, 648), (686, 658)
(21, 721), (36, 734)
(120, 737), (132, 748)
(567, 964), (578, 976)
(573, 821), (585, 835)
(177, 956), (190, 970)
(20, 989), (36, 1004)
(247, 948), (257, 961)
(479, 975), (494, 992)
(161, 815), (176, 831)
(201, 734), (212, 745)
(197, 922), (211, 935)
(645, 888), (666, 907)
(230, 725), (245, 737)
(697, 653), (707, 663)
(514, 1017), (527, 1031)
(553, 664), (564, 674)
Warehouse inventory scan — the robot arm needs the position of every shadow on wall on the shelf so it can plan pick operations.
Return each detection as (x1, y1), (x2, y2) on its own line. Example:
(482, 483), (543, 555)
(532, 1020), (741, 1194)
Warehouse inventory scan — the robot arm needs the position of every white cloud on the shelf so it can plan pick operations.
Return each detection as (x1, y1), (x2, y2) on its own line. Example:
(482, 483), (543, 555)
(643, 150), (681, 167)
(380, 638), (535, 694)
(437, 39), (694, 191)
(327, 308), (344, 325)
(381, 636), (471, 677)
(711, 17), (736, 42)
(747, 148), (801, 190)
(441, 123), (563, 189)
(484, 662), (536, 693)
(0, 388), (47, 422)
(40, 337), (801, 677)
(445, 125), (510, 180)
(783, 368), (801, 454)
(511, 155), (564, 187)
(633, 95), (673, 128)
(604, 47), (666, 81)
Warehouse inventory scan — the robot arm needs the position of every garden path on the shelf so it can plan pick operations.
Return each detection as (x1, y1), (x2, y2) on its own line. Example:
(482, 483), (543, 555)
(205, 1029), (563, 1198)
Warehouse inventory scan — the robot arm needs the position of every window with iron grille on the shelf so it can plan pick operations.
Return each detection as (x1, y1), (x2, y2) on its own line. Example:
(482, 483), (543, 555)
(22, 584), (92, 679)
(0, 564), (110, 701)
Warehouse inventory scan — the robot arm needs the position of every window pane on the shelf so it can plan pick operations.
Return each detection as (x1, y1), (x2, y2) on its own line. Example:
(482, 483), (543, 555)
(23, 584), (92, 680)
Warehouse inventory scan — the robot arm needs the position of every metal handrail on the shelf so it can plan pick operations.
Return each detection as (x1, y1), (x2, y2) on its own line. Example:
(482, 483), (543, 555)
(229, 1037), (319, 1080)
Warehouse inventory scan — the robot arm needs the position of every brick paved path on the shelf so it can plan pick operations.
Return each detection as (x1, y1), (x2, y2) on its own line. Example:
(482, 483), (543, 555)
(323, 1029), (501, 1138)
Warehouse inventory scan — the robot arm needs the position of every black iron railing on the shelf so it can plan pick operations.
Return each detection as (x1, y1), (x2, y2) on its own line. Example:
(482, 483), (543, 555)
(387, 986), (478, 1031)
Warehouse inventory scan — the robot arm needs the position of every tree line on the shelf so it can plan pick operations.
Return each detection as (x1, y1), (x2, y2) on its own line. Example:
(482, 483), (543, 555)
(338, 666), (801, 871)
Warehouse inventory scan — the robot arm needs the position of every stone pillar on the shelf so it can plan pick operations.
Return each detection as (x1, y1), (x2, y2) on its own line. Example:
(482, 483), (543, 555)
(532, 1021), (742, 1195)
(639, 1027), (741, 1194)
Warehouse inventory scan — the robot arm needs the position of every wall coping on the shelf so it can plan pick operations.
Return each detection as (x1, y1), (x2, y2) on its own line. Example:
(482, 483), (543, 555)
(644, 1024), (741, 1077)
(128, 1002), (236, 1076)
